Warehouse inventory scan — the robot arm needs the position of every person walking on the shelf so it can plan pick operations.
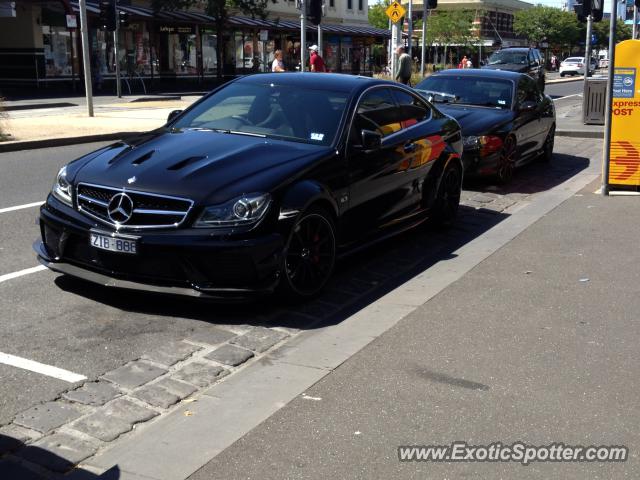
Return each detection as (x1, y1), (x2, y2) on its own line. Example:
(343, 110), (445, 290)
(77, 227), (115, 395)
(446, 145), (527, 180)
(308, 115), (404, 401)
(395, 46), (412, 85)
(309, 45), (327, 72)
(272, 50), (285, 72)
(458, 55), (468, 69)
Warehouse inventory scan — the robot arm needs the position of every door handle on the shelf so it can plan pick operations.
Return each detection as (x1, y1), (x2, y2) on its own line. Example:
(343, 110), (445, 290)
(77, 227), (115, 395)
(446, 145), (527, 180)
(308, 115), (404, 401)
(404, 142), (417, 153)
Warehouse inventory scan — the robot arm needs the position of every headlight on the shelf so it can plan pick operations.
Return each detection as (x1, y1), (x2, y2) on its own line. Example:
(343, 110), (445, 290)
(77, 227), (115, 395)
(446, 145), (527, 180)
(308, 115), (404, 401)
(51, 165), (72, 206)
(463, 136), (480, 149)
(194, 193), (271, 228)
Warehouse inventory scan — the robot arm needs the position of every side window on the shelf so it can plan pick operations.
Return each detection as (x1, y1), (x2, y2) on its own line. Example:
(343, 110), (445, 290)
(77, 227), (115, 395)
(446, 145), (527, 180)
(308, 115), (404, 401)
(352, 88), (399, 139)
(517, 77), (538, 105)
(390, 89), (431, 129)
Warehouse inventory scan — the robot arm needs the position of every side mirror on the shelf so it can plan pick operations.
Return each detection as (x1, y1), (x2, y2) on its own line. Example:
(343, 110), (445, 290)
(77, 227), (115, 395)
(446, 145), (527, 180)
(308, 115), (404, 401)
(519, 101), (537, 112)
(360, 129), (382, 150)
(167, 110), (183, 123)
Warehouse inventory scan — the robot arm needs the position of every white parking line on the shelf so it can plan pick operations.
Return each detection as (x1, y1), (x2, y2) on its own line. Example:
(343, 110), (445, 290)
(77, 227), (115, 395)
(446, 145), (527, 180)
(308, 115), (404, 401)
(0, 265), (47, 284)
(0, 352), (86, 383)
(0, 201), (44, 214)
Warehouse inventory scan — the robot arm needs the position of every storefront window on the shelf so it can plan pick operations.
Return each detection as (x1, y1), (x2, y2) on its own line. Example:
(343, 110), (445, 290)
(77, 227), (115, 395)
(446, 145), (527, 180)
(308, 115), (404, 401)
(202, 30), (217, 74)
(341, 36), (352, 72)
(324, 37), (339, 73)
(158, 26), (197, 75)
(42, 25), (76, 77)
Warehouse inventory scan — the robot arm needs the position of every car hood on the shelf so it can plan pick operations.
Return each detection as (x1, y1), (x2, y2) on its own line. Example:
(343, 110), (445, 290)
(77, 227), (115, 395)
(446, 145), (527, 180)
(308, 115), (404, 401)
(434, 104), (514, 136)
(72, 129), (332, 205)
(482, 64), (528, 73)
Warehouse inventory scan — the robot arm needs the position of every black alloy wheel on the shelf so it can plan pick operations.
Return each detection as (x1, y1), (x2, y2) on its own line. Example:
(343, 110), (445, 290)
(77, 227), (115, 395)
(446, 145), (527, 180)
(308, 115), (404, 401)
(540, 124), (555, 163)
(496, 136), (517, 185)
(432, 162), (462, 227)
(281, 209), (336, 298)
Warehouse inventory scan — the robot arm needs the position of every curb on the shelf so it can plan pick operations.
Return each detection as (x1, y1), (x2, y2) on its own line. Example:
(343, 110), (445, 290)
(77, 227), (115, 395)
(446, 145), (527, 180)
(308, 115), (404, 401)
(556, 129), (603, 139)
(0, 132), (142, 153)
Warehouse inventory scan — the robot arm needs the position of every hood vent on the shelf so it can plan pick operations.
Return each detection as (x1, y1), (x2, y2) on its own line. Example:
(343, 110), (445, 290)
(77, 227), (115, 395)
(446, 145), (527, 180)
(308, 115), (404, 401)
(167, 155), (208, 171)
(131, 150), (156, 165)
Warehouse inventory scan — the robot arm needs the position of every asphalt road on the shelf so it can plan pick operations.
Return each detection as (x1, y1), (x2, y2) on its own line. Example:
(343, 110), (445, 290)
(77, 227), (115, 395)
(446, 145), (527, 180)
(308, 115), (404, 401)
(545, 78), (583, 99)
(0, 136), (598, 477)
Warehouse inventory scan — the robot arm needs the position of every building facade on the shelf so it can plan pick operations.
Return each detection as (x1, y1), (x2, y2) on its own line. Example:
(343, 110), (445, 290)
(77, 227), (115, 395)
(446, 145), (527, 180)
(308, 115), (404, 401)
(0, 0), (389, 93)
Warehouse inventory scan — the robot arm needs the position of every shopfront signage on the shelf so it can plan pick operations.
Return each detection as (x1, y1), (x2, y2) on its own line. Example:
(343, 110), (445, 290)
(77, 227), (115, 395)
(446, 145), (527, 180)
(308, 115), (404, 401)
(158, 25), (195, 34)
(607, 40), (640, 189)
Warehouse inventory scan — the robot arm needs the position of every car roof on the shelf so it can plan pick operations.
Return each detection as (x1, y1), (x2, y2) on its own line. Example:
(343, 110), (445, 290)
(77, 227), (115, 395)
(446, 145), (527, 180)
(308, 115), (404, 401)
(498, 47), (537, 51)
(236, 72), (393, 94)
(425, 69), (523, 81)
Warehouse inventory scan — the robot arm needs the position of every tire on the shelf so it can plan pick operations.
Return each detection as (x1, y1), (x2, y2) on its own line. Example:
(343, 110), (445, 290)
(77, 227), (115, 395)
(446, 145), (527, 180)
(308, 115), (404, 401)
(496, 136), (516, 185)
(540, 124), (555, 163)
(278, 207), (336, 299)
(431, 162), (462, 228)
(560, 72), (565, 77)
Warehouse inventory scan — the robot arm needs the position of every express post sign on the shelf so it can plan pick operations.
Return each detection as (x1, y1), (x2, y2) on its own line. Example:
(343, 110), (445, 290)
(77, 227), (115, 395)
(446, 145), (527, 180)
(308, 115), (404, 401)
(607, 40), (640, 190)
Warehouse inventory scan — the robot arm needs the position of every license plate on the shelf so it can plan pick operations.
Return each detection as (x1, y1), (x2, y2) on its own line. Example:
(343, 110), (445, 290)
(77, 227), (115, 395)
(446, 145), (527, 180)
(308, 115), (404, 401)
(90, 232), (137, 254)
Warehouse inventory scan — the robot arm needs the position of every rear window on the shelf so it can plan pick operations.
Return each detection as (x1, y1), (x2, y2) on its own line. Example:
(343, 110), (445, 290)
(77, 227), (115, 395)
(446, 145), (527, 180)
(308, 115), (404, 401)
(564, 58), (583, 63)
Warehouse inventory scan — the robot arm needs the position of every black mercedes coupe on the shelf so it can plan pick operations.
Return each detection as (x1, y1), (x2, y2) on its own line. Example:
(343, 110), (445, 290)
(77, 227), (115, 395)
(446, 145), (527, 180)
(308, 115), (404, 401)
(414, 69), (555, 184)
(36, 73), (463, 299)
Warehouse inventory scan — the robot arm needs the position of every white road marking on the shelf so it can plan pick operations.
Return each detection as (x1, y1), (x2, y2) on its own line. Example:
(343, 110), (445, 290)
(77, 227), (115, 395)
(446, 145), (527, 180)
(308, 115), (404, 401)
(0, 265), (47, 284)
(0, 352), (86, 383)
(0, 201), (44, 214)
(554, 93), (582, 101)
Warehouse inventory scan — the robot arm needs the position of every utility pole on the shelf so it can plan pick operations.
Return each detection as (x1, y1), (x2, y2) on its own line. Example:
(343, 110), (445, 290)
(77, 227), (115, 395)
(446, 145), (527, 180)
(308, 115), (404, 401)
(633, 6), (638, 40)
(318, 25), (322, 54)
(583, 14), (592, 90)
(601, 0), (618, 196)
(420, 5), (428, 76)
(407, 0), (413, 57)
(114, 1), (121, 98)
(78, 0), (93, 116)
(300, 0), (307, 71)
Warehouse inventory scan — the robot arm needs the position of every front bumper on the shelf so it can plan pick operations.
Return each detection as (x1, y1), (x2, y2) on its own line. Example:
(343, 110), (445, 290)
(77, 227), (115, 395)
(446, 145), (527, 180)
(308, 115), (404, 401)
(461, 149), (501, 177)
(36, 198), (285, 299)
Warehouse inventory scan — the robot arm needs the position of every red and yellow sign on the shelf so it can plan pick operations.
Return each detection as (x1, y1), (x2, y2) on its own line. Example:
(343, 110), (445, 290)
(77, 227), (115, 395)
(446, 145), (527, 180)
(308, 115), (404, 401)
(608, 40), (640, 188)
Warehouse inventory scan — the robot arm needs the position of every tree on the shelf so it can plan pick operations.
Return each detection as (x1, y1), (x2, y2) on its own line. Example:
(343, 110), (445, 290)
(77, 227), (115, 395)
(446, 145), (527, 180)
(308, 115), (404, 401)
(420, 10), (476, 65)
(152, 0), (276, 79)
(514, 6), (581, 48)
(591, 19), (632, 52)
(368, 0), (391, 30)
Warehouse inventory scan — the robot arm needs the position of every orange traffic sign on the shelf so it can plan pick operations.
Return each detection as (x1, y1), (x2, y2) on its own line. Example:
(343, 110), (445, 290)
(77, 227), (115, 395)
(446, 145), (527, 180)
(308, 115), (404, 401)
(385, 1), (406, 24)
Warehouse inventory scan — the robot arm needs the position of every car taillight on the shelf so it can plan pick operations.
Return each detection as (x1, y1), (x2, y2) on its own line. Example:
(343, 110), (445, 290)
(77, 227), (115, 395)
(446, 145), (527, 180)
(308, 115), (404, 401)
(578, 63), (583, 67)
(480, 136), (503, 156)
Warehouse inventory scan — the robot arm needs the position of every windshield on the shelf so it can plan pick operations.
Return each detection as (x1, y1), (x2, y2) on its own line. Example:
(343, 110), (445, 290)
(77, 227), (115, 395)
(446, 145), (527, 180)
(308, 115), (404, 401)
(172, 82), (349, 146)
(488, 50), (528, 65)
(415, 76), (514, 109)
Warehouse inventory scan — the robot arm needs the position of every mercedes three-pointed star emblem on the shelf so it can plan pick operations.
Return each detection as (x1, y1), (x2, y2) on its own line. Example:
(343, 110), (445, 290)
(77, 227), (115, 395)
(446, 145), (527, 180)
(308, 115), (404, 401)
(107, 193), (134, 224)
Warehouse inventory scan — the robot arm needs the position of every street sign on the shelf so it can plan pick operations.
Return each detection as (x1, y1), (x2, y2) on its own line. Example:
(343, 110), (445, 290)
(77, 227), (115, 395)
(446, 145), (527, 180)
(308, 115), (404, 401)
(607, 40), (640, 190)
(386, 1), (406, 24)
(66, 14), (77, 29)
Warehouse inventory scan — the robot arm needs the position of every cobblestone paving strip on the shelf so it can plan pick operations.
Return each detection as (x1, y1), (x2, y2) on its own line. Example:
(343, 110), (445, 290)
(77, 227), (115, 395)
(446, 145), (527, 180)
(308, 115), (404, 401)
(0, 138), (595, 476)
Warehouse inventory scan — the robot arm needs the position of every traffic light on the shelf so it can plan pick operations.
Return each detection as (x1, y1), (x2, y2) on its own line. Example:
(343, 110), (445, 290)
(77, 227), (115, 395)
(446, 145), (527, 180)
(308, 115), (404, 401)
(307, 0), (323, 25)
(99, 0), (116, 31)
(591, 0), (603, 22)
(427, 0), (437, 8)
(573, 1), (589, 23)
(118, 10), (129, 28)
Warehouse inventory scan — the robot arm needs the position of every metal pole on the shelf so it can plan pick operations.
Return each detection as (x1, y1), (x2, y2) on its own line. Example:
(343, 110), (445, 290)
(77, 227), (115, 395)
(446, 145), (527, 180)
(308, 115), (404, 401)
(114, 3), (121, 98)
(633, 6), (638, 40)
(407, 0), (413, 58)
(391, 21), (400, 80)
(78, 0), (93, 116)
(300, 0), (307, 72)
(420, 3), (427, 76)
(388, 17), (392, 75)
(318, 25), (322, 54)
(583, 15), (592, 82)
(601, 0), (618, 196)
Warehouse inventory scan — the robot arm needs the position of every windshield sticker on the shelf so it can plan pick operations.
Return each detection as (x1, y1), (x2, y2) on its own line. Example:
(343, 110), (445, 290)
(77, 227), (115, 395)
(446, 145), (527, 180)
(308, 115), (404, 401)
(310, 133), (325, 141)
(498, 100), (506, 105)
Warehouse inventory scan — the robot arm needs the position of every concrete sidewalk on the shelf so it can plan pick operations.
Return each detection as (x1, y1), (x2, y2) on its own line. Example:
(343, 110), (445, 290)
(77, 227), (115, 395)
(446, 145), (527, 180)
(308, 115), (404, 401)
(188, 172), (639, 479)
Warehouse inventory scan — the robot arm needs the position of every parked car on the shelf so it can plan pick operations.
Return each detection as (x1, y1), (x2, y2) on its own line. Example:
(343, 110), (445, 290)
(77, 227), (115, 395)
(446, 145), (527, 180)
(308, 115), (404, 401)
(414, 69), (556, 184)
(559, 57), (597, 76)
(35, 73), (463, 300)
(482, 47), (546, 91)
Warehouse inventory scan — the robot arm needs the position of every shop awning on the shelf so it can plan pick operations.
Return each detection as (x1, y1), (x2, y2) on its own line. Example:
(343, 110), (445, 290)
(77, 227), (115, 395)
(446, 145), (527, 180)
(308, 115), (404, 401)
(70, 1), (390, 38)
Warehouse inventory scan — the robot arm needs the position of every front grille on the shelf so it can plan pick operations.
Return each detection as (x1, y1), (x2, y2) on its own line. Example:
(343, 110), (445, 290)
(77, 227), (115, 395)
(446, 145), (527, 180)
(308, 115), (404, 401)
(76, 183), (194, 230)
